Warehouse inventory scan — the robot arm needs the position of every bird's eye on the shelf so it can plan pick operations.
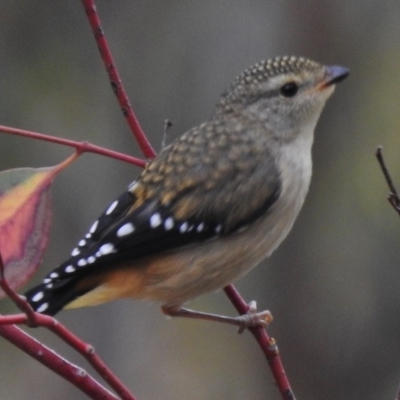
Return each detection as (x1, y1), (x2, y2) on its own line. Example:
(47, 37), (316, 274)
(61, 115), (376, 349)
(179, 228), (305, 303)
(280, 82), (299, 98)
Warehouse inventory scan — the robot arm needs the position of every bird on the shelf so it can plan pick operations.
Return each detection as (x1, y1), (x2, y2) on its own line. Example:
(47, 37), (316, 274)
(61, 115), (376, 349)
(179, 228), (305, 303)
(24, 56), (349, 328)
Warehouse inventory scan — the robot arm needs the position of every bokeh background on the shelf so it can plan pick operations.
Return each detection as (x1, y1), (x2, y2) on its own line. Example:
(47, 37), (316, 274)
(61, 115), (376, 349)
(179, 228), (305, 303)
(0, 1), (400, 399)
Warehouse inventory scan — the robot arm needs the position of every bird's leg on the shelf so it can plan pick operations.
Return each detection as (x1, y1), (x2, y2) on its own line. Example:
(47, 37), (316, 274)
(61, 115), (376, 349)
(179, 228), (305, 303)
(161, 301), (272, 332)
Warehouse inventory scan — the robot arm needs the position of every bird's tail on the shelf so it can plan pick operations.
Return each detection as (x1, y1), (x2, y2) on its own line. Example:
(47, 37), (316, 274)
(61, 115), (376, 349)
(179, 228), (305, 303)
(24, 277), (96, 316)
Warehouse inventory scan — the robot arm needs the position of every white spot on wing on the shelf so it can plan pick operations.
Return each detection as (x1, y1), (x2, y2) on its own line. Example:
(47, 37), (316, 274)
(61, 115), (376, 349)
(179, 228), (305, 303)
(117, 223), (135, 237)
(216, 224), (222, 233)
(88, 256), (96, 264)
(32, 292), (44, 302)
(106, 200), (118, 215)
(150, 213), (162, 228)
(78, 240), (86, 247)
(77, 259), (87, 267)
(43, 278), (51, 284)
(36, 303), (49, 313)
(89, 220), (99, 234)
(46, 283), (53, 289)
(99, 243), (115, 255)
(180, 222), (188, 233)
(65, 265), (75, 273)
(50, 272), (59, 279)
(164, 217), (174, 230)
(71, 248), (80, 257)
(197, 223), (205, 232)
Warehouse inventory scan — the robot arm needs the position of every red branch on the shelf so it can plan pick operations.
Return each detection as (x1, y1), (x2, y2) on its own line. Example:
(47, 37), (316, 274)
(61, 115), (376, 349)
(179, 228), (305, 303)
(0, 254), (136, 400)
(224, 285), (296, 400)
(81, 0), (156, 160)
(0, 124), (146, 168)
(0, 322), (119, 400)
(78, 2), (296, 398)
(0, 2), (297, 400)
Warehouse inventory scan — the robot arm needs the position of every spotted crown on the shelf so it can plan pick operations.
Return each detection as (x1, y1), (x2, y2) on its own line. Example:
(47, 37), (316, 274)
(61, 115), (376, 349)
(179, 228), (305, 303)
(233, 56), (321, 86)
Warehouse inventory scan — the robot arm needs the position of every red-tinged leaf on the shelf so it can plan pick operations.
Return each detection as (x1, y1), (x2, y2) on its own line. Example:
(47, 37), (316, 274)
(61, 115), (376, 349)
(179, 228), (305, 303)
(0, 153), (79, 298)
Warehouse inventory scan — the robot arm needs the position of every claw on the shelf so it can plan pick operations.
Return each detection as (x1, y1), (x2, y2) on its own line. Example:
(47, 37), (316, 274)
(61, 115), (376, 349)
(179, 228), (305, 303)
(237, 301), (273, 334)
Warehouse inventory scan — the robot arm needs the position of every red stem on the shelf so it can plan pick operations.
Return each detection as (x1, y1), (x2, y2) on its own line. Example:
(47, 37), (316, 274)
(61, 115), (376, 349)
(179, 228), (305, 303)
(224, 285), (296, 400)
(0, 2), (297, 399)
(0, 314), (136, 400)
(80, 0), (156, 160)
(0, 124), (146, 168)
(0, 254), (136, 400)
(80, 2), (296, 398)
(0, 322), (118, 400)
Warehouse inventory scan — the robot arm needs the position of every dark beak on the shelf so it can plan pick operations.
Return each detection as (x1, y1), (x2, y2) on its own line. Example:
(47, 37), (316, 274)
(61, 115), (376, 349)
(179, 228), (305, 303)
(321, 65), (350, 88)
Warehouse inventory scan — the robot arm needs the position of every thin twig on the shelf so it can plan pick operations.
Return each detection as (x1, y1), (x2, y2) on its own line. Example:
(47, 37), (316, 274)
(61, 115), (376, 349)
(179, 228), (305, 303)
(0, 253), (136, 400)
(161, 119), (173, 150)
(0, 124), (146, 168)
(0, 323), (119, 400)
(0, 256), (38, 326)
(375, 146), (400, 216)
(224, 285), (296, 400)
(81, 0), (156, 160)
(81, 2), (296, 398)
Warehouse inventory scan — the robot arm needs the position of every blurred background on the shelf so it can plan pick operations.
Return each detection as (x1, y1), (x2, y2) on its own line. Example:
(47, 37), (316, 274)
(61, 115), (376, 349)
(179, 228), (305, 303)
(0, 1), (400, 399)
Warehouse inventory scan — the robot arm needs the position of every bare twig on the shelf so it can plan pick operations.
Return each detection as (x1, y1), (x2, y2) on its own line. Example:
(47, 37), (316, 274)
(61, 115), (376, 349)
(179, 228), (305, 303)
(0, 124), (146, 168)
(81, 2), (296, 399)
(81, 0), (156, 160)
(375, 146), (400, 216)
(376, 153), (400, 400)
(0, 253), (136, 400)
(224, 285), (296, 400)
(1, 2), (299, 399)
(0, 323), (119, 400)
(161, 119), (173, 150)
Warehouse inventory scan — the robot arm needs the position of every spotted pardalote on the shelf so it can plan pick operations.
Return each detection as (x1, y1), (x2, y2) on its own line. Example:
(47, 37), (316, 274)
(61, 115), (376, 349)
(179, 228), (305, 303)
(25, 56), (348, 327)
